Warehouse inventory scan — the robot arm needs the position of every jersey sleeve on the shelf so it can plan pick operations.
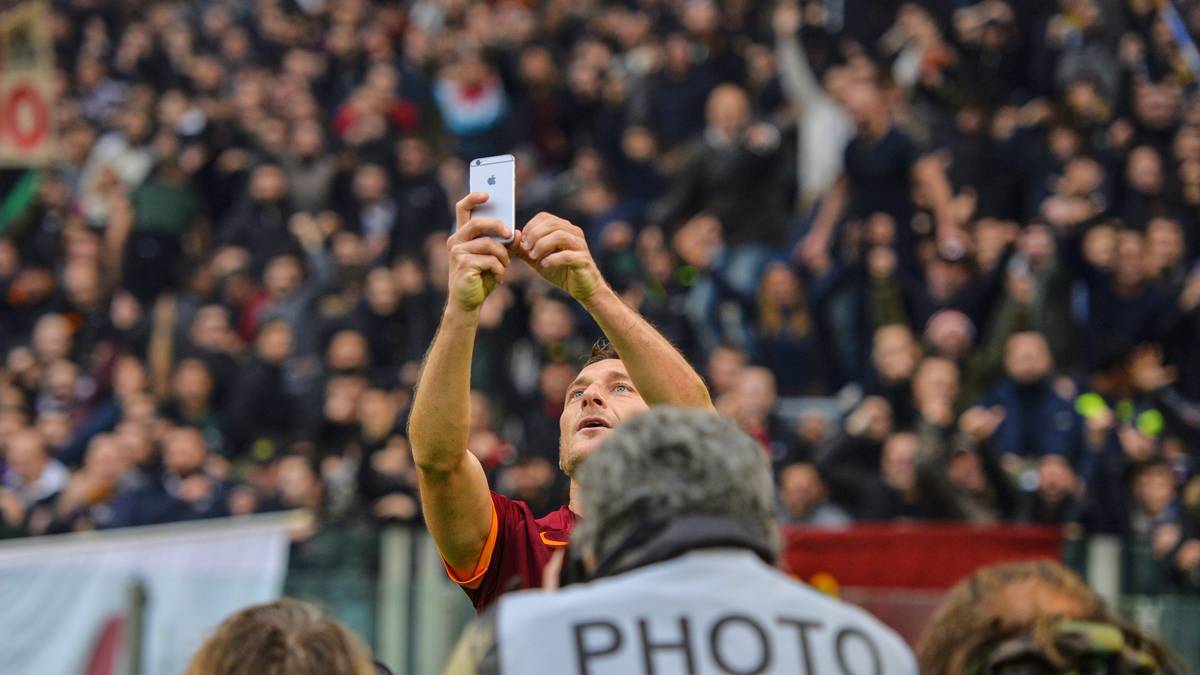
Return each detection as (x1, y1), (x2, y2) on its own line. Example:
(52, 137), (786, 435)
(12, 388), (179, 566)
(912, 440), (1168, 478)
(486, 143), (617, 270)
(443, 491), (540, 611)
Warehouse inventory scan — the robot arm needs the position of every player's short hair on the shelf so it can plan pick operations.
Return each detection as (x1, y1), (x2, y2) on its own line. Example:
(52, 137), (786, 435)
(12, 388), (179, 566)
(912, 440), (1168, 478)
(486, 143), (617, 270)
(582, 339), (621, 368)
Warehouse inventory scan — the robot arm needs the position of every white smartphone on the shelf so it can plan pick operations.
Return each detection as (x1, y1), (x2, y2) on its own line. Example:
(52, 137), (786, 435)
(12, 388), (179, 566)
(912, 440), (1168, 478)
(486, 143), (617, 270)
(467, 154), (516, 244)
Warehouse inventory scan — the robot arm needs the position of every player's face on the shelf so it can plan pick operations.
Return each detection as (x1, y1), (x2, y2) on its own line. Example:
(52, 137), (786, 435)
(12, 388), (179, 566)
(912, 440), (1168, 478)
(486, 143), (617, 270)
(558, 359), (649, 476)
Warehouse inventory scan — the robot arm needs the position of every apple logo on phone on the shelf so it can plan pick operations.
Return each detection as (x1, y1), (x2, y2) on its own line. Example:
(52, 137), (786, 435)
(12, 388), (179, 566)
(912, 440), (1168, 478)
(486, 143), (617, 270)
(487, 175), (496, 186)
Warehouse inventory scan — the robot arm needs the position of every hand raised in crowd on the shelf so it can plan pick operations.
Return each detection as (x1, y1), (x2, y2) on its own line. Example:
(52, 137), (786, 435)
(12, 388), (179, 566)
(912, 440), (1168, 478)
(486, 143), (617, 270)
(448, 193), (515, 313)
(959, 405), (1006, 441)
(1128, 344), (1177, 393)
(516, 212), (606, 303)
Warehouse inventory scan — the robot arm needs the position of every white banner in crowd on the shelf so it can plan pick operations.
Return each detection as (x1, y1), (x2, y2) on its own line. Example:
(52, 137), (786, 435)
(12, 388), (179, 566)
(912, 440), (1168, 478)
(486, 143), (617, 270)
(0, 513), (295, 675)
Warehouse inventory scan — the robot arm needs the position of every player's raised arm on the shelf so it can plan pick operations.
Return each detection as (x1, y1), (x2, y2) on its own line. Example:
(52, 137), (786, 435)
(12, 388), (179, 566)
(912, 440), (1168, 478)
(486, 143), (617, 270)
(515, 212), (713, 410)
(409, 193), (514, 574)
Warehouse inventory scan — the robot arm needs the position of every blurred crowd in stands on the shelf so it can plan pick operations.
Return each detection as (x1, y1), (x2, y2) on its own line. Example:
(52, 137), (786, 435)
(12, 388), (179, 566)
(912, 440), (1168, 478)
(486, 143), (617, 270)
(2, 0), (1200, 594)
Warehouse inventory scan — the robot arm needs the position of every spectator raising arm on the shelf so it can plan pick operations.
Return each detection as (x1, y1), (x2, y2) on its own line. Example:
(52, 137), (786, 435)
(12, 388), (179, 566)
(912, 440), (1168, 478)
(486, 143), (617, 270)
(409, 193), (515, 574)
(516, 211), (713, 410)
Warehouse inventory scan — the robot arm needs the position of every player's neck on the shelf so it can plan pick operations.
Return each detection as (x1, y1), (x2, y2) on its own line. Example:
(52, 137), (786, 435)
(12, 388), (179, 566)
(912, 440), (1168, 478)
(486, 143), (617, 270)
(568, 481), (582, 516)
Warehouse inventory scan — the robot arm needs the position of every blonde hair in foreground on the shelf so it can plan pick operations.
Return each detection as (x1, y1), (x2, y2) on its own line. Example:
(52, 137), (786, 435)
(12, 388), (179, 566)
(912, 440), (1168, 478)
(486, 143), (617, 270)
(186, 598), (376, 675)
(917, 560), (1178, 675)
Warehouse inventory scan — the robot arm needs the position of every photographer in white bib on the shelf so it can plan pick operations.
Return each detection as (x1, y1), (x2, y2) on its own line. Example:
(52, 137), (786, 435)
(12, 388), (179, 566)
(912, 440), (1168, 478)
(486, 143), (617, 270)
(445, 407), (916, 675)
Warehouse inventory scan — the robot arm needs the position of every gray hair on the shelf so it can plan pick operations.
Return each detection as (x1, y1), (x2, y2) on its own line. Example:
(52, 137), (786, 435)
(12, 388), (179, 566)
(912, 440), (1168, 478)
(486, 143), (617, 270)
(572, 407), (779, 568)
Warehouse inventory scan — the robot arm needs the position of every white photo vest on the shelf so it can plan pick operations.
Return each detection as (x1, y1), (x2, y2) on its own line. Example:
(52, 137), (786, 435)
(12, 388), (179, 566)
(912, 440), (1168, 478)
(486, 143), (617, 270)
(496, 549), (917, 675)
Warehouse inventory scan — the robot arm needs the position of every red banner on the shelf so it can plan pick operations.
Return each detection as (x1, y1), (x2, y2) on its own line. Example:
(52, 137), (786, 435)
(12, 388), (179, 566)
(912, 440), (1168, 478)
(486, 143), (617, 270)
(780, 523), (1064, 590)
(779, 524), (1065, 644)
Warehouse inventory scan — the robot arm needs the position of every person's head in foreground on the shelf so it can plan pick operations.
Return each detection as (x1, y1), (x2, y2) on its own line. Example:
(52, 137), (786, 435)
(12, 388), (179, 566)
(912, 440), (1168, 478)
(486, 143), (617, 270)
(569, 405), (778, 578)
(918, 560), (1178, 675)
(186, 599), (379, 675)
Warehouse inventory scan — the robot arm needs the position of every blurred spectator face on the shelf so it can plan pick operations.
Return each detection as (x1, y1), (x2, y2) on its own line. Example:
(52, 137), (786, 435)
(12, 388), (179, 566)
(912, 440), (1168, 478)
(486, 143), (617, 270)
(63, 261), (103, 311)
(397, 137), (432, 177)
(32, 314), (72, 363)
(172, 359), (214, 407)
(706, 346), (747, 399)
(1133, 82), (1180, 130)
(324, 375), (366, 425)
(291, 119), (325, 158)
(518, 46), (557, 88)
(882, 433), (918, 493)
(778, 463), (828, 519)
(913, 357), (960, 406)
(1018, 223), (1056, 268)
(538, 361), (575, 405)
(112, 355), (148, 399)
(621, 126), (657, 163)
(760, 262), (802, 308)
(947, 448), (986, 494)
(924, 310), (973, 362)
(120, 108), (152, 143)
(734, 367), (778, 425)
(365, 267), (400, 314)
(85, 434), (130, 486)
(1145, 217), (1184, 275)
(1081, 223), (1117, 269)
(191, 305), (234, 351)
(353, 164), (389, 203)
(455, 52), (490, 88)
(1060, 157), (1104, 197)
(249, 165), (288, 203)
(558, 358), (650, 476)
(115, 421), (154, 467)
(264, 255), (303, 298)
(823, 65), (853, 106)
(163, 428), (207, 475)
(44, 359), (80, 402)
(1126, 146), (1164, 194)
(276, 455), (320, 508)
(1134, 465), (1175, 516)
(1113, 230), (1147, 288)
(255, 322), (294, 365)
(1174, 125), (1200, 164)
(530, 298), (574, 345)
(844, 80), (885, 129)
(1005, 332), (1053, 384)
(873, 325), (920, 384)
(38, 410), (73, 449)
(705, 85), (749, 142)
(926, 257), (970, 301)
(1037, 455), (1077, 504)
(865, 212), (897, 247)
(327, 330), (369, 372)
(7, 430), (48, 484)
(360, 388), (400, 435)
(664, 33), (693, 74)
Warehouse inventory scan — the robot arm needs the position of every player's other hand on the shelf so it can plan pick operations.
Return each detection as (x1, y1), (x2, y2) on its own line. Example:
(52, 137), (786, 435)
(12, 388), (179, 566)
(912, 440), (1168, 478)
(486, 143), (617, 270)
(516, 212), (605, 303)
(448, 193), (514, 313)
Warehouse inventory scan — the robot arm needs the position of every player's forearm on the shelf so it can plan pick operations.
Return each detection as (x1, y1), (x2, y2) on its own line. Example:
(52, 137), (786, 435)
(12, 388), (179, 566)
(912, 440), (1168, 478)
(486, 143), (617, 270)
(582, 286), (712, 409)
(409, 304), (479, 475)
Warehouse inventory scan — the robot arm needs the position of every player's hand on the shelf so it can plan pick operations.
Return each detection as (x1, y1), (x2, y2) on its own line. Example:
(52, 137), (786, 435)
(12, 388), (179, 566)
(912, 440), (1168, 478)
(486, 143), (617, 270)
(516, 212), (605, 303)
(448, 193), (514, 313)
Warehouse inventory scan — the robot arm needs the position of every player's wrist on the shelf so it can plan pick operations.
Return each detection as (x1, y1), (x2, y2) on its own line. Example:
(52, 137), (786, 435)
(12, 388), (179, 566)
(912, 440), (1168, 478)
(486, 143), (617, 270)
(444, 300), (483, 325)
(578, 281), (617, 312)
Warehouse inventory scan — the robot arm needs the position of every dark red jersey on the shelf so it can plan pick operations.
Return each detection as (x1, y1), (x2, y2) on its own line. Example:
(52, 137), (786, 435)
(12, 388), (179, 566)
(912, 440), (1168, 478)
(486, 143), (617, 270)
(444, 491), (576, 611)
